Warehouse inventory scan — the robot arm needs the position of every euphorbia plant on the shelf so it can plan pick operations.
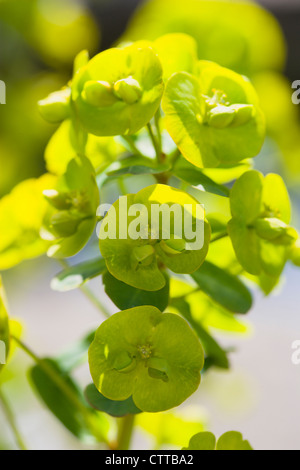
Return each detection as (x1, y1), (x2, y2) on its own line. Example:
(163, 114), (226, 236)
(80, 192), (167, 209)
(0, 33), (299, 450)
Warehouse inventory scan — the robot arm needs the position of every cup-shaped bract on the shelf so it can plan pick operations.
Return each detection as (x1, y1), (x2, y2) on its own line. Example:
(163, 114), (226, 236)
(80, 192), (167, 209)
(153, 34), (199, 81)
(162, 61), (265, 168)
(43, 156), (99, 258)
(228, 170), (296, 276)
(99, 184), (211, 291)
(72, 44), (164, 136)
(0, 174), (56, 270)
(88, 306), (204, 412)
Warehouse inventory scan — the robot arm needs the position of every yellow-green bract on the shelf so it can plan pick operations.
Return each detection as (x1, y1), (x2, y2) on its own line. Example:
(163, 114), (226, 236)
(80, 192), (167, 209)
(88, 306), (204, 412)
(162, 61), (265, 168)
(0, 175), (55, 270)
(228, 170), (298, 276)
(99, 184), (211, 291)
(183, 431), (252, 450)
(43, 155), (99, 259)
(71, 44), (164, 136)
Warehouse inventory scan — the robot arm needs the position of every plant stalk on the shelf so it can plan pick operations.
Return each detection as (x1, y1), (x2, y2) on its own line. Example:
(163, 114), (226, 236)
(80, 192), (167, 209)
(11, 336), (108, 445)
(0, 389), (27, 450)
(117, 414), (135, 450)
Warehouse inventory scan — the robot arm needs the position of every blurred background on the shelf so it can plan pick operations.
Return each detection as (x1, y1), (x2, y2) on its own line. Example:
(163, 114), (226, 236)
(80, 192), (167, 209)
(0, 0), (300, 450)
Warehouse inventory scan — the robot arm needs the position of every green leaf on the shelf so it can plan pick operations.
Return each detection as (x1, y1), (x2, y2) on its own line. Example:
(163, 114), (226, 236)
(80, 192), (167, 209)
(172, 298), (229, 370)
(183, 432), (216, 450)
(106, 164), (170, 178)
(89, 306), (204, 412)
(173, 158), (229, 197)
(29, 359), (104, 443)
(162, 64), (265, 168)
(191, 261), (252, 314)
(216, 431), (253, 450)
(0, 278), (9, 374)
(72, 44), (164, 136)
(103, 270), (170, 311)
(85, 384), (141, 417)
(51, 257), (106, 292)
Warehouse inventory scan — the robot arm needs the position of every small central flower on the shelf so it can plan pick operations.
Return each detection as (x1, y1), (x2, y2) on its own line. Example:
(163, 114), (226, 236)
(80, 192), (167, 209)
(204, 89), (229, 110)
(137, 344), (152, 360)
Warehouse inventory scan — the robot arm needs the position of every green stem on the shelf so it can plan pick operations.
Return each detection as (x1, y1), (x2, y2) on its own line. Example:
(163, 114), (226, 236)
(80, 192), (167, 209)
(11, 336), (107, 445)
(154, 109), (162, 152)
(0, 389), (27, 450)
(121, 135), (144, 158)
(169, 148), (181, 167)
(147, 123), (161, 164)
(58, 260), (111, 319)
(210, 231), (229, 243)
(117, 415), (135, 450)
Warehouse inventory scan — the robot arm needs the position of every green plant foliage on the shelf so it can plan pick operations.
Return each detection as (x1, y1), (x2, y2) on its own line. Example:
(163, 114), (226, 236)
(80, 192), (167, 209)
(99, 184), (211, 291)
(137, 409), (206, 448)
(124, 0), (285, 76)
(29, 358), (108, 444)
(163, 62), (265, 168)
(183, 431), (252, 450)
(183, 431), (216, 450)
(0, 174), (55, 270)
(89, 306), (204, 412)
(44, 119), (124, 176)
(171, 297), (230, 370)
(173, 157), (229, 197)
(191, 261), (253, 314)
(152, 33), (199, 81)
(103, 270), (170, 311)
(42, 155), (99, 258)
(85, 384), (141, 417)
(71, 44), (164, 136)
(228, 170), (297, 276)
(51, 257), (107, 292)
(1, 20), (298, 450)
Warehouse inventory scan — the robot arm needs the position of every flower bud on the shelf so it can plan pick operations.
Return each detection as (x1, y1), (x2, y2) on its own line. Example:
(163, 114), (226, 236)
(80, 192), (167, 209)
(160, 238), (186, 256)
(254, 217), (297, 245)
(208, 105), (235, 129)
(113, 351), (136, 372)
(290, 240), (300, 267)
(43, 190), (72, 210)
(50, 211), (82, 237)
(82, 80), (118, 107)
(230, 104), (254, 126)
(38, 88), (71, 123)
(113, 77), (143, 104)
(131, 245), (155, 270)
